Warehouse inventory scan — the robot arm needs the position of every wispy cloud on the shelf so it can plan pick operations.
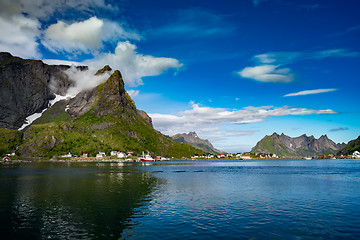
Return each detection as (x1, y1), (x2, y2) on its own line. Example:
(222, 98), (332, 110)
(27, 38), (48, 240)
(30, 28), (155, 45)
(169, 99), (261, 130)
(329, 127), (349, 132)
(127, 90), (139, 98)
(252, 0), (269, 7)
(238, 65), (294, 83)
(150, 102), (337, 137)
(237, 49), (359, 83)
(149, 8), (234, 39)
(284, 88), (337, 97)
(254, 49), (359, 65)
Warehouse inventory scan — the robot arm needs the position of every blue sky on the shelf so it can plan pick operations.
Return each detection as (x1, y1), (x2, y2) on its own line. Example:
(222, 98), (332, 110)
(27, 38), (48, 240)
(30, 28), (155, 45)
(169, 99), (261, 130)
(1, 0), (359, 152)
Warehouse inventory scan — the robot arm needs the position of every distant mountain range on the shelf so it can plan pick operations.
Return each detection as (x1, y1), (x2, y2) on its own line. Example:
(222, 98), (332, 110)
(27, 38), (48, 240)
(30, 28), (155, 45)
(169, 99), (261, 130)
(251, 132), (347, 157)
(171, 131), (223, 155)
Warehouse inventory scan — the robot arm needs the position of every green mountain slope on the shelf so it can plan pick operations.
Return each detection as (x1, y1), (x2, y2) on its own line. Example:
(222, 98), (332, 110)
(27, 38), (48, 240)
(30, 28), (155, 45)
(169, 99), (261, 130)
(337, 136), (360, 156)
(251, 132), (345, 157)
(1, 67), (204, 159)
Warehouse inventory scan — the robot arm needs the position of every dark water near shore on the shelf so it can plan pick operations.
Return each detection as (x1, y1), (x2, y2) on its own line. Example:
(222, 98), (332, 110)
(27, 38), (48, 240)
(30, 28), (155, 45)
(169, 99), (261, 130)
(1, 159), (360, 239)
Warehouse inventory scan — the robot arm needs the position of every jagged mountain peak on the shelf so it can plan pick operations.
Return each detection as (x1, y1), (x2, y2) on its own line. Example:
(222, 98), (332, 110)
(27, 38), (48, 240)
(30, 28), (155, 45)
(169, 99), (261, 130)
(0, 54), (206, 158)
(95, 65), (112, 75)
(171, 131), (223, 155)
(252, 133), (345, 157)
(67, 69), (145, 123)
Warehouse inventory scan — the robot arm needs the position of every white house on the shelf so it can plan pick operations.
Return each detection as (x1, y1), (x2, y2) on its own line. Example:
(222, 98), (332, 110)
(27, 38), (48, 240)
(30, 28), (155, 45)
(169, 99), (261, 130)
(96, 152), (106, 158)
(117, 152), (126, 158)
(110, 151), (118, 156)
(353, 151), (360, 159)
(61, 152), (72, 158)
(241, 154), (251, 160)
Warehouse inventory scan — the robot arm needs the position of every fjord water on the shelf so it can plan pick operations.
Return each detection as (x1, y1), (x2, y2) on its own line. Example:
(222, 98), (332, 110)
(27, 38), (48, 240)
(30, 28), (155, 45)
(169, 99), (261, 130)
(1, 160), (360, 239)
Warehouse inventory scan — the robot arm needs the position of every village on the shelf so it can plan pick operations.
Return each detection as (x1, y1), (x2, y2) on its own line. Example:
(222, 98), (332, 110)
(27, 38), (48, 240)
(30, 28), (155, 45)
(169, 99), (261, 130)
(3, 150), (360, 163)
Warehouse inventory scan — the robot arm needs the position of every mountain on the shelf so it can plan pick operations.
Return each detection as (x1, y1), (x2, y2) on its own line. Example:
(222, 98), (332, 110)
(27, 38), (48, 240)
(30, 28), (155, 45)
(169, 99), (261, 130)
(171, 131), (223, 155)
(337, 136), (360, 156)
(0, 54), (205, 158)
(251, 132), (346, 157)
(0, 52), (86, 129)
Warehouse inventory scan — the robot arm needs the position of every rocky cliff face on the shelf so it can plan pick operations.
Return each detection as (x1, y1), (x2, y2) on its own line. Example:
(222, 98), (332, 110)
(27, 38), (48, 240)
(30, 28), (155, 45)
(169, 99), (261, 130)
(66, 67), (152, 125)
(0, 52), (87, 129)
(171, 131), (223, 154)
(1, 63), (204, 158)
(252, 132), (346, 157)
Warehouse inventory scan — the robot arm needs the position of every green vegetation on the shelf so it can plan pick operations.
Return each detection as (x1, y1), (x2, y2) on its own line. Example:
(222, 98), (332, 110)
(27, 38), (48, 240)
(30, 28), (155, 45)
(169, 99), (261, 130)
(252, 136), (297, 157)
(32, 100), (73, 124)
(0, 128), (23, 155)
(20, 111), (204, 158)
(1, 68), (205, 160)
(337, 136), (360, 156)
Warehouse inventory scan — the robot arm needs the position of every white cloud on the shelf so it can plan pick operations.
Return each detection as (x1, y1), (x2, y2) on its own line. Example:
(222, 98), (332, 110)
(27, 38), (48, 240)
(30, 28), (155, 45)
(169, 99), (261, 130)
(60, 66), (111, 98)
(238, 48), (359, 83)
(312, 49), (360, 59)
(0, 0), (124, 58)
(42, 17), (140, 54)
(254, 52), (301, 64)
(85, 41), (183, 86)
(127, 90), (139, 98)
(238, 65), (294, 83)
(284, 88), (337, 97)
(150, 102), (336, 137)
(0, 14), (41, 58)
(42, 59), (84, 66)
(254, 49), (359, 65)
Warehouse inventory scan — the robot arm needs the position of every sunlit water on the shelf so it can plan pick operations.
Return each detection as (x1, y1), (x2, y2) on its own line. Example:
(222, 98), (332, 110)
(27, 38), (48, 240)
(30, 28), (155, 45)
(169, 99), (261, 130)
(1, 159), (360, 239)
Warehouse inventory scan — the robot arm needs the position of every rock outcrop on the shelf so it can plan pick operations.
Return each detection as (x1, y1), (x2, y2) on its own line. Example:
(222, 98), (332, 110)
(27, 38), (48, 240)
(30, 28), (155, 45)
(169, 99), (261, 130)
(10, 64), (204, 158)
(0, 52), (87, 129)
(171, 131), (223, 154)
(252, 132), (346, 157)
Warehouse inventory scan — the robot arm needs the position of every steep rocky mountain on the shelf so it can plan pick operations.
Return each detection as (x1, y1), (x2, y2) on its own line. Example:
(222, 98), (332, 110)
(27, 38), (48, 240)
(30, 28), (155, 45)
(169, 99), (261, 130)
(0, 52), (86, 129)
(0, 60), (204, 158)
(251, 132), (346, 157)
(337, 136), (360, 156)
(171, 131), (223, 155)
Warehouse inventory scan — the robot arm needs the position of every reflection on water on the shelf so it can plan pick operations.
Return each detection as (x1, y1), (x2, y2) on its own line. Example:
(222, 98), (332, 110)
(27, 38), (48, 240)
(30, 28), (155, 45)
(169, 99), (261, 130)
(122, 159), (360, 239)
(1, 160), (360, 239)
(0, 162), (160, 239)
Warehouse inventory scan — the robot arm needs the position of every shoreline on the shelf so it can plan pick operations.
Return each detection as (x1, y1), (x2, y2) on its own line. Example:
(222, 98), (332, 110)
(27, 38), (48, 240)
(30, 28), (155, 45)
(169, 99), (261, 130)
(2, 157), (351, 164)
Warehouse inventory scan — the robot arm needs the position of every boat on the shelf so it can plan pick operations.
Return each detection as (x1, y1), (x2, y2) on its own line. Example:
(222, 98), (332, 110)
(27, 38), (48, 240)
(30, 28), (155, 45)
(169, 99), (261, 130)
(304, 157), (312, 160)
(2, 156), (11, 163)
(139, 152), (155, 162)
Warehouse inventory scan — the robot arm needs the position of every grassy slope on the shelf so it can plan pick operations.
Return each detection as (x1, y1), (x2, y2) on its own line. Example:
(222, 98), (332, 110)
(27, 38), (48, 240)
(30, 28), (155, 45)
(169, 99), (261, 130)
(19, 101), (204, 158)
(2, 69), (205, 159)
(0, 128), (23, 155)
(252, 136), (297, 157)
(337, 136), (360, 156)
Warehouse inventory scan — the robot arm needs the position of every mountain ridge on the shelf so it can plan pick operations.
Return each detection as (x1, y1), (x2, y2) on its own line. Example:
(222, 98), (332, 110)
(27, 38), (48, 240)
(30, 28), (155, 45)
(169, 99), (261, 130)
(0, 52), (87, 129)
(0, 54), (205, 158)
(337, 136), (360, 156)
(171, 131), (223, 155)
(251, 132), (346, 157)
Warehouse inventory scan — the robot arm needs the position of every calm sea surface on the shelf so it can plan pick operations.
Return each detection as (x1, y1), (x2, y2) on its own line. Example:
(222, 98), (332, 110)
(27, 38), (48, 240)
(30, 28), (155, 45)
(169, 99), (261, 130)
(1, 159), (360, 239)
